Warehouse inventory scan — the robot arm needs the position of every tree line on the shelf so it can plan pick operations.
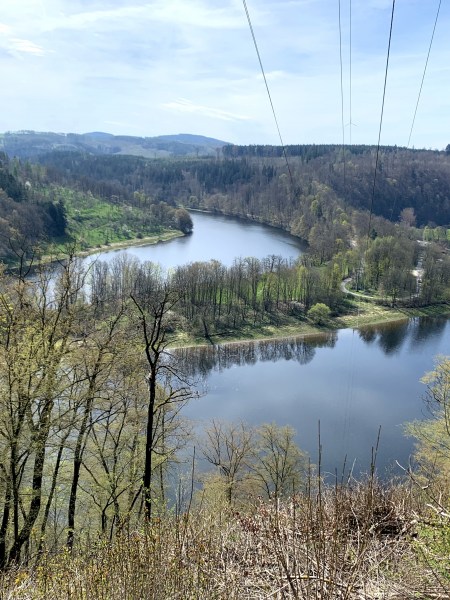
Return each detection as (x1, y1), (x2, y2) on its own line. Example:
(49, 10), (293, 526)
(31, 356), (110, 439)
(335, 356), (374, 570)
(89, 241), (449, 341)
(35, 145), (450, 228)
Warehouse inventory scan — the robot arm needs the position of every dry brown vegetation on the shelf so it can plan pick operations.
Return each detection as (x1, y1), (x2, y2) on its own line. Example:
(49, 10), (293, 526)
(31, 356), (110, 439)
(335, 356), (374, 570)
(1, 473), (449, 600)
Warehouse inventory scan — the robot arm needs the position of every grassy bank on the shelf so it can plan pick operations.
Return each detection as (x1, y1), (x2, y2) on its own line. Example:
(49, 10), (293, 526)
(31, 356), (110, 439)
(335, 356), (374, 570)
(37, 230), (184, 268)
(170, 301), (450, 349)
(36, 184), (186, 264)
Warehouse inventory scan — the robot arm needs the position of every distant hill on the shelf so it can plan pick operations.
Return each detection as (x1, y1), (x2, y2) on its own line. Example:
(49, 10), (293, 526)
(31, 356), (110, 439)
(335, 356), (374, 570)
(0, 131), (228, 160)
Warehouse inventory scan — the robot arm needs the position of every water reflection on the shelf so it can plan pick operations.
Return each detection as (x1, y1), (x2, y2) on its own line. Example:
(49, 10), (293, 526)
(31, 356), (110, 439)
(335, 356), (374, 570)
(375, 320), (410, 355)
(175, 332), (337, 378)
(177, 314), (448, 382)
(408, 316), (448, 349)
(358, 317), (448, 356)
(358, 320), (410, 354)
(181, 317), (449, 476)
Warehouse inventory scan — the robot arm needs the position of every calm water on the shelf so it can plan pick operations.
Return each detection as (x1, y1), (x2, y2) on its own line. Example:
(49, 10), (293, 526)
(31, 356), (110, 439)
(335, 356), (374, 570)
(180, 318), (450, 476)
(87, 211), (305, 269)
(89, 211), (448, 475)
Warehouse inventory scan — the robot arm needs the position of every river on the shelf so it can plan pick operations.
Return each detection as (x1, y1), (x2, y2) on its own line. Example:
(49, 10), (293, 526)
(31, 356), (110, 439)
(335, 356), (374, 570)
(87, 211), (305, 269)
(91, 211), (449, 476)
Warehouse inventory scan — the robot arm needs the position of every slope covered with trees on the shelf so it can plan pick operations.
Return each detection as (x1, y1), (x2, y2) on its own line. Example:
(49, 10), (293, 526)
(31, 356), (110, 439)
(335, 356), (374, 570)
(0, 152), (193, 264)
(35, 144), (450, 228)
(1, 142), (448, 304)
(28, 144), (450, 307)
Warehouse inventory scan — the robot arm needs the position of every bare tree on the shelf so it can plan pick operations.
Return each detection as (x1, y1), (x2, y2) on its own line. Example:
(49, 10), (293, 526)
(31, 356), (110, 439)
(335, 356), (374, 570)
(0, 256), (86, 566)
(66, 309), (125, 550)
(250, 424), (308, 499)
(131, 285), (194, 520)
(201, 421), (254, 504)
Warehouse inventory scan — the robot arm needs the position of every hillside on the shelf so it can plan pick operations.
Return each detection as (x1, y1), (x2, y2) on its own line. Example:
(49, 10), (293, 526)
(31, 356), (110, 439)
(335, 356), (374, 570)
(2, 133), (449, 230)
(34, 144), (450, 228)
(0, 152), (193, 264)
(0, 130), (228, 160)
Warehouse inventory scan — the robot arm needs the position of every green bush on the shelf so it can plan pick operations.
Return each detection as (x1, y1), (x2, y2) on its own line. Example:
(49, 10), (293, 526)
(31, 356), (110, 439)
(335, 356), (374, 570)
(307, 302), (331, 325)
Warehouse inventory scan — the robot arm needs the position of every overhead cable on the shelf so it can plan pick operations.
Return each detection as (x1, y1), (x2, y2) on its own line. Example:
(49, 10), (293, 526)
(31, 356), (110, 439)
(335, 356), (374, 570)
(242, 0), (295, 188)
(338, 0), (347, 191)
(407, 0), (442, 148)
(366, 0), (396, 243)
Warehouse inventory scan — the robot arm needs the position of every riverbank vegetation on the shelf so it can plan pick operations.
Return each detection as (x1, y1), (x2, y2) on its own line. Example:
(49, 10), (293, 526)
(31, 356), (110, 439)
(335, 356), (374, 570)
(87, 249), (449, 346)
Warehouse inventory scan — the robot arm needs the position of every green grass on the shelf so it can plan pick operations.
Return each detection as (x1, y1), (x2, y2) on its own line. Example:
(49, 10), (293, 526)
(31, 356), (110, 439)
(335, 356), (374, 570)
(37, 185), (183, 257)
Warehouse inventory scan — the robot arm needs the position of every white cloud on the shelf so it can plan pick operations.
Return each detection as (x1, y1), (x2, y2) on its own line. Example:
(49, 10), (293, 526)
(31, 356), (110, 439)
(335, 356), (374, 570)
(33, 1), (245, 34)
(10, 38), (46, 56)
(0, 0), (449, 148)
(163, 99), (250, 122)
(256, 71), (289, 82)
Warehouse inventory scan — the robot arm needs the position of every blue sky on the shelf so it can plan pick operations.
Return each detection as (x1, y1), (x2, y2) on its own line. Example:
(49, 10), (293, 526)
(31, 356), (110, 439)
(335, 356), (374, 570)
(1, 0), (448, 148)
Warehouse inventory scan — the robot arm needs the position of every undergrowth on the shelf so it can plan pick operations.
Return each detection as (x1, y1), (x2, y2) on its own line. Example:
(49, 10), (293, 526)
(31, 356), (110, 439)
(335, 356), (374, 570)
(2, 475), (449, 600)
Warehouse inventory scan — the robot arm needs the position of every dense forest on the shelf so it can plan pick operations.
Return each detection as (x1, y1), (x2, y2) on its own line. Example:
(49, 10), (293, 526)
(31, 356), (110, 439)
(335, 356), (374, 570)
(35, 144), (450, 228)
(0, 152), (193, 263)
(0, 141), (449, 306)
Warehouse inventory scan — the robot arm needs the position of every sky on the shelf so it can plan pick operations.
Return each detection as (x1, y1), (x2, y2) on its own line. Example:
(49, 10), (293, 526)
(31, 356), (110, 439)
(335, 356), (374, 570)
(0, 0), (449, 149)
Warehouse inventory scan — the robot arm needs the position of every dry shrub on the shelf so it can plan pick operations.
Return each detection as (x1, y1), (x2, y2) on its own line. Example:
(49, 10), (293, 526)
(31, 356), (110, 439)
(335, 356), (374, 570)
(1, 476), (448, 599)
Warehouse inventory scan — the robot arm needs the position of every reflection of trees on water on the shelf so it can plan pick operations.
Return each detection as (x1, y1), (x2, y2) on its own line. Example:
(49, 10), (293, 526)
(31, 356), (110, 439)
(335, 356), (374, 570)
(174, 333), (337, 378)
(408, 316), (448, 349)
(357, 327), (377, 344)
(376, 321), (410, 355)
(358, 321), (409, 354)
(176, 317), (448, 377)
(358, 317), (449, 355)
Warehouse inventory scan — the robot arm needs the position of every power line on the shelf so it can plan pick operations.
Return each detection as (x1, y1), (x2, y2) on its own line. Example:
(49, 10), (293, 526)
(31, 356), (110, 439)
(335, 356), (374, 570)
(366, 0), (396, 242)
(407, 0), (442, 148)
(348, 0), (354, 144)
(347, 0), (356, 211)
(340, 0), (358, 470)
(242, 0), (294, 188)
(338, 0), (347, 191)
(345, 1), (357, 140)
(390, 0), (441, 221)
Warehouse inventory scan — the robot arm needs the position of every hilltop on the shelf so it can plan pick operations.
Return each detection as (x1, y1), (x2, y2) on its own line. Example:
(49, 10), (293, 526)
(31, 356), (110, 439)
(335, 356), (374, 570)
(0, 130), (228, 160)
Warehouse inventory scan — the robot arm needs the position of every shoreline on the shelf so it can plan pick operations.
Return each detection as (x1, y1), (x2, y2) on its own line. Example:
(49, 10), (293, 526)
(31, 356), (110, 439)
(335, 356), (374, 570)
(38, 230), (185, 267)
(29, 215), (449, 350)
(73, 230), (184, 259)
(170, 302), (450, 350)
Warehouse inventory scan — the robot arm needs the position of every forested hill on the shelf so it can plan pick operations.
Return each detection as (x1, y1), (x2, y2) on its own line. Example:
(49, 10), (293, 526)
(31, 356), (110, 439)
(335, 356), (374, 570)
(0, 152), (68, 261)
(0, 131), (227, 160)
(1, 140), (449, 269)
(36, 144), (450, 228)
(0, 152), (193, 265)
